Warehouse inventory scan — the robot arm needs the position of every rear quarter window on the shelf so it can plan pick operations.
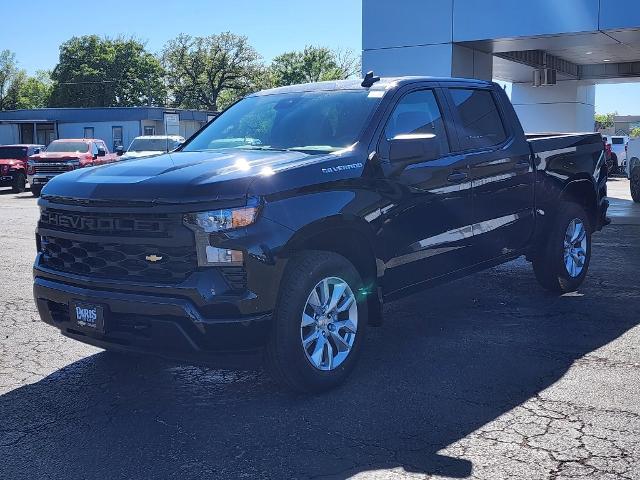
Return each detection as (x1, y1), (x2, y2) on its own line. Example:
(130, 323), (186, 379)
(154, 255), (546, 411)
(449, 88), (507, 150)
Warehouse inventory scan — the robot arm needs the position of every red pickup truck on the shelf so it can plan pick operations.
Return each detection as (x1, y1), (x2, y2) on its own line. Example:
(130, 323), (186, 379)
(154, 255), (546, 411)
(0, 144), (45, 193)
(27, 139), (118, 197)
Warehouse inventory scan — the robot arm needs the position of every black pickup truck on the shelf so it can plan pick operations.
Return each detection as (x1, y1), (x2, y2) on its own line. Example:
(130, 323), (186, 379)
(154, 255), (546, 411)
(33, 75), (608, 392)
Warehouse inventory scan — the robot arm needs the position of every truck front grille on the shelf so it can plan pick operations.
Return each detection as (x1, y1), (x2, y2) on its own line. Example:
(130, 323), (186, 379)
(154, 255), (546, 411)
(34, 163), (75, 174)
(40, 235), (197, 283)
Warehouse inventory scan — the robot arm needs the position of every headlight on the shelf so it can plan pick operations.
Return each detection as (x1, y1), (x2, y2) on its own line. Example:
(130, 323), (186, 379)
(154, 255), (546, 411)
(183, 206), (258, 266)
(183, 207), (257, 233)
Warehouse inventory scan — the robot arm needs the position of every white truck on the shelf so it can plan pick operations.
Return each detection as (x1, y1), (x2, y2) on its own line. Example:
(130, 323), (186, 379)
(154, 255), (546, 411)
(625, 137), (640, 202)
(608, 135), (628, 174)
(116, 135), (185, 160)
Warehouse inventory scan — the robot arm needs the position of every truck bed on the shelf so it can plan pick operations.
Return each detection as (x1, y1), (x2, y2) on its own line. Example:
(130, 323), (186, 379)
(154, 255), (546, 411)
(526, 132), (603, 155)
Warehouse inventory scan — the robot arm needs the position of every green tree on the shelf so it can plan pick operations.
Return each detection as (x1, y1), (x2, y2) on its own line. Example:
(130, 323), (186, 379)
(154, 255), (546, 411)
(631, 127), (640, 138)
(162, 32), (261, 111)
(14, 71), (52, 109)
(269, 46), (360, 87)
(0, 50), (23, 110)
(595, 112), (616, 130)
(50, 35), (166, 107)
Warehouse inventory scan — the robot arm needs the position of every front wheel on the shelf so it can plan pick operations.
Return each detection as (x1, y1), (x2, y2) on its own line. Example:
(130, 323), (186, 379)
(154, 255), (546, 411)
(265, 251), (367, 393)
(11, 172), (26, 193)
(609, 154), (619, 176)
(532, 202), (592, 294)
(31, 184), (43, 197)
(631, 167), (640, 203)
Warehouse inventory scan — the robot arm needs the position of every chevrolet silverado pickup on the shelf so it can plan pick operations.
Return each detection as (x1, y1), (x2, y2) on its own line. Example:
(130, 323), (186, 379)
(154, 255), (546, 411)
(33, 75), (609, 392)
(27, 138), (118, 197)
(0, 144), (44, 193)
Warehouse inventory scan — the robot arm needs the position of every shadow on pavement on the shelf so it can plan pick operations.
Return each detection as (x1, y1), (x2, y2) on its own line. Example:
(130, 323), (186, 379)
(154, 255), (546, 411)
(1, 234), (639, 479)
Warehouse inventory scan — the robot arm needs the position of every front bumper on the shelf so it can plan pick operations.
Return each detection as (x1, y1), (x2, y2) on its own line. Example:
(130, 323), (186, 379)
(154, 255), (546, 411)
(34, 270), (273, 368)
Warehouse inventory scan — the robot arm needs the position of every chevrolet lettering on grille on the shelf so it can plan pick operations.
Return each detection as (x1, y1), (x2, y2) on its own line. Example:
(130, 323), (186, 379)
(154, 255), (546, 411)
(41, 211), (164, 234)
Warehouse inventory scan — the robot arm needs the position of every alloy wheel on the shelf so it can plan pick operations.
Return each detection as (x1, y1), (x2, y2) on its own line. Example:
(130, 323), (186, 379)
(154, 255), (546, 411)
(563, 218), (588, 278)
(300, 276), (358, 371)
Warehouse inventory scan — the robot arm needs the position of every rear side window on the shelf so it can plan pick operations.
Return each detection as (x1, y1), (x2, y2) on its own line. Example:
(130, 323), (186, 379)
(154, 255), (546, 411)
(385, 89), (449, 154)
(612, 138), (624, 145)
(449, 89), (507, 150)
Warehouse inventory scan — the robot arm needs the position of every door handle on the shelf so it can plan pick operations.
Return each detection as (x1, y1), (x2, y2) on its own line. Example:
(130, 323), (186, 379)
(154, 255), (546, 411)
(447, 171), (469, 183)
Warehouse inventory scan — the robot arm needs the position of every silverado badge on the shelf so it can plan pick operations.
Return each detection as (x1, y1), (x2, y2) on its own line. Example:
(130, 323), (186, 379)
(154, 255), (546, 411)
(145, 254), (163, 263)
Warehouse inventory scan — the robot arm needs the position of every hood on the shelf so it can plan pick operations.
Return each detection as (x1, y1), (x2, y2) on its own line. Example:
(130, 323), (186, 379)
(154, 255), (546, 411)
(41, 149), (339, 205)
(0, 158), (22, 165)
(31, 152), (85, 162)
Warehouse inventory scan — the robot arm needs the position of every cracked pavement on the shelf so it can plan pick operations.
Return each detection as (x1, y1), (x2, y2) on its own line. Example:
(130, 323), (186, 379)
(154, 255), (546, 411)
(1, 183), (639, 480)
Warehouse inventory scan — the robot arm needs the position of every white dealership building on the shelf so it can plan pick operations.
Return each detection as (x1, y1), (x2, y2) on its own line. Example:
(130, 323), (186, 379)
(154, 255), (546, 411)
(363, 0), (640, 133)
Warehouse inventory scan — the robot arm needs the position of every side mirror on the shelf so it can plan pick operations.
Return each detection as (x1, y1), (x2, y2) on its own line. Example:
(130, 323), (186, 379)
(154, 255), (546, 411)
(389, 134), (441, 164)
(97, 147), (107, 157)
(33, 148), (41, 155)
(115, 146), (124, 156)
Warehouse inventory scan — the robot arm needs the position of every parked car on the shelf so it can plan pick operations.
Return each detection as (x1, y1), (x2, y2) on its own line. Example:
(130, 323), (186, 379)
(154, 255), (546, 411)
(33, 75), (609, 392)
(609, 135), (628, 174)
(27, 139), (118, 197)
(0, 144), (44, 193)
(117, 135), (185, 160)
(625, 137), (640, 202)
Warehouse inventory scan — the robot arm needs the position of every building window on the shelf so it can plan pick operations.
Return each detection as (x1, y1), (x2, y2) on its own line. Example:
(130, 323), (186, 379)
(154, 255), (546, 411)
(83, 127), (94, 139)
(112, 126), (123, 151)
(144, 126), (155, 136)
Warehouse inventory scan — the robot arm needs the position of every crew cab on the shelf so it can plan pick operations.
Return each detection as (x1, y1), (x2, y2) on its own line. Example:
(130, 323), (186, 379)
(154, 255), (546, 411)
(117, 135), (185, 160)
(27, 139), (118, 197)
(33, 76), (608, 392)
(0, 144), (44, 193)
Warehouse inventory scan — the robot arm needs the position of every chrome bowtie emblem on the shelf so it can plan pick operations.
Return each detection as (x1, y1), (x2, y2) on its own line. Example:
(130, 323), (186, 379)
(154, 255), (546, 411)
(145, 254), (163, 263)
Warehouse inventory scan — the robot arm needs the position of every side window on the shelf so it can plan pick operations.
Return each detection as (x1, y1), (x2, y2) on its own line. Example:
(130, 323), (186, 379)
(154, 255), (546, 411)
(448, 89), (507, 150)
(384, 89), (448, 154)
(91, 142), (99, 155)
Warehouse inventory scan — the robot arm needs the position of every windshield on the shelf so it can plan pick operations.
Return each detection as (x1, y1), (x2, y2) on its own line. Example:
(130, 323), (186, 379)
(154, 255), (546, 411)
(183, 90), (382, 154)
(46, 141), (89, 153)
(128, 138), (181, 152)
(0, 147), (28, 159)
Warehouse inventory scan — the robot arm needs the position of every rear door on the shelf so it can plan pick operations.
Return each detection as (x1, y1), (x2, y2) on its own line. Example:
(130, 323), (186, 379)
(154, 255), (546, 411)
(443, 85), (535, 261)
(376, 85), (476, 294)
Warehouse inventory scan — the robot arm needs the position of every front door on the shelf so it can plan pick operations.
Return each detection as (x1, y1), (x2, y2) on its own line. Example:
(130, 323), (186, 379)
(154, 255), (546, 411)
(376, 87), (475, 295)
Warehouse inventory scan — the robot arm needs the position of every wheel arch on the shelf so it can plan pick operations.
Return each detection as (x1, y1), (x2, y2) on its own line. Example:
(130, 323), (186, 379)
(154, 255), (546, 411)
(559, 177), (598, 230)
(283, 215), (382, 324)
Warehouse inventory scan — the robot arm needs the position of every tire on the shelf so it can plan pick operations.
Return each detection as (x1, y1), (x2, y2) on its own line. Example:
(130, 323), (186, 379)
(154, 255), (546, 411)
(532, 202), (592, 294)
(631, 167), (640, 203)
(31, 184), (42, 197)
(606, 155), (615, 177)
(609, 154), (619, 175)
(11, 172), (26, 193)
(265, 251), (368, 393)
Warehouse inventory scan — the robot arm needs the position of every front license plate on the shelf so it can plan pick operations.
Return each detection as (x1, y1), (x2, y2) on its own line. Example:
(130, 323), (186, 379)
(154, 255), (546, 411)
(32, 177), (49, 184)
(72, 302), (105, 332)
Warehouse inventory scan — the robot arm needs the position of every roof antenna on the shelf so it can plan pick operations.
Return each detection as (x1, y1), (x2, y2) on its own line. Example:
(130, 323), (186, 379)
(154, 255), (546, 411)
(361, 71), (380, 88)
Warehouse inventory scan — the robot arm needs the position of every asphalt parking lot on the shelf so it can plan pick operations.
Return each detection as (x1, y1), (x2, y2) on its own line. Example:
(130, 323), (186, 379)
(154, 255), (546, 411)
(1, 179), (639, 480)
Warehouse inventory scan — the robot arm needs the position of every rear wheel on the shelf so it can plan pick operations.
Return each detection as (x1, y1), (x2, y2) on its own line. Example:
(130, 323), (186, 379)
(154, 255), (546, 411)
(609, 153), (619, 175)
(265, 251), (367, 393)
(11, 172), (26, 193)
(532, 202), (592, 294)
(31, 184), (42, 197)
(631, 167), (640, 203)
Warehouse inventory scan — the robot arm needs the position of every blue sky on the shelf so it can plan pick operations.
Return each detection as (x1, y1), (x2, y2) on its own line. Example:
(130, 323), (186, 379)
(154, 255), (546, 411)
(0, 0), (635, 114)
